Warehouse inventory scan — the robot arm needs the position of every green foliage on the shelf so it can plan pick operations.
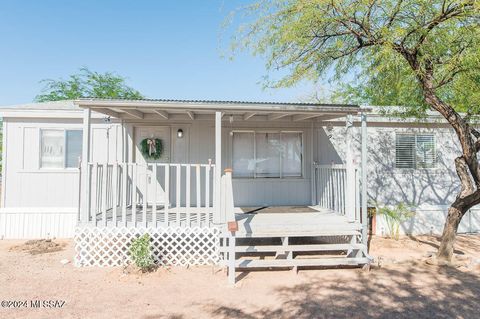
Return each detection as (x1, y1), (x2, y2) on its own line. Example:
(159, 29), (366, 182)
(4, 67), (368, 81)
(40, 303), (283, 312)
(129, 234), (155, 272)
(140, 138), (163, 160)
(377, 203), (416, 240)
(35, 67), (144, 102)
(233, 0), (480, 116)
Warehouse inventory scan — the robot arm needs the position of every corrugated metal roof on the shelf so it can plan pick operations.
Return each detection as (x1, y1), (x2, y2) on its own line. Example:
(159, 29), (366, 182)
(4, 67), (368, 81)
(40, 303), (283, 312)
(77, 97), (359, 108)
(0, 100), (78, 110)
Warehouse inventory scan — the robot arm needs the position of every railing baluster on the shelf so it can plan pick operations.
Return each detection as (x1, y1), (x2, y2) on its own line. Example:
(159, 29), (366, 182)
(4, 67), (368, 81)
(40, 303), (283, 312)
(92, 163), (98, 225)
(319, 167), (323, 207)
(143, 164), (148, 226)
(132, 163), (137, 226)
(165, 164), (170, 226)
(344, 169), (347, 215)
(212, 166), (216, 224)
(186, 164), (191, 226)
(84, 161), (224, 228)
(122, 163), (127, 226)
(196, 165), (201, 208)
(176, 164), (181, 225)
(102, 163), (108, 226)
(205, 164), (210, 225)
(112, 163), (118, 226)
(313, 164), (350, 216)
(355, 169), (360, 221)
(152, 164), (157, 227)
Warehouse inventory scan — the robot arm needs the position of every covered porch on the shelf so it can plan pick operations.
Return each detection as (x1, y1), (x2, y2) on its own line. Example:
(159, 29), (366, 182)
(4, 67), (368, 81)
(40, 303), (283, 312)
(74, 98), (370, 282)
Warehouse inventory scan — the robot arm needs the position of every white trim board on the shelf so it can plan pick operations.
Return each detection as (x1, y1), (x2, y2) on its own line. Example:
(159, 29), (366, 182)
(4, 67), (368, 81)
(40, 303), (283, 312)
(0, 207), (77, 214)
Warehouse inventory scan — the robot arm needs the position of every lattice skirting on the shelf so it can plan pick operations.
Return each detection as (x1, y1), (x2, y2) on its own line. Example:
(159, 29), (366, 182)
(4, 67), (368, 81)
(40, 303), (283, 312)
(74, 226), (221, 267)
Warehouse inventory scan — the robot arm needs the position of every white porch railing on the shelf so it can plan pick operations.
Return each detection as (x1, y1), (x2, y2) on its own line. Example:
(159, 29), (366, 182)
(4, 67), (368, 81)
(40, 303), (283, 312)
(313, 164), (360, 221)
(83, 162), (216, 227)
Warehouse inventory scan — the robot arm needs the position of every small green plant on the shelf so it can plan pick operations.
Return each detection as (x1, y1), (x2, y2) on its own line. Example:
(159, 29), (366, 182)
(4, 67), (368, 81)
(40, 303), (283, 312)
(377, 203), (415, 240)
(129, 234), (155, 272)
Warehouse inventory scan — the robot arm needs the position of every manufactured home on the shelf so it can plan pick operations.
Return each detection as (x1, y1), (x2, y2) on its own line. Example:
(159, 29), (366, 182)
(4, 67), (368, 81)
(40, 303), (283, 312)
(1, 99), (479, 283)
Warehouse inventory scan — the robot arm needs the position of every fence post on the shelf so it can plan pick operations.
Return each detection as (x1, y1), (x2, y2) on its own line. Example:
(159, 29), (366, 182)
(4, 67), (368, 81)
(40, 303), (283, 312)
(223, 168), (237, 285)
(345, 114), (356, 222)
(214, 111), (222, 224)
(80, 108), (91, 224)
(361, 112), (368, 245)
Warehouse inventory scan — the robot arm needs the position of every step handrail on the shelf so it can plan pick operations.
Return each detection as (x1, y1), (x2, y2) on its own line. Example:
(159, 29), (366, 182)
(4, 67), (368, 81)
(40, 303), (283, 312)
(220, 168), (237, 285)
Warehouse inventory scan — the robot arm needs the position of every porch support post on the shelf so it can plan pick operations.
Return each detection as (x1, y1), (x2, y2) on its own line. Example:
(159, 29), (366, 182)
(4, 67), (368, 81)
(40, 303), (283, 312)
(361, 112), (368, 245)
(345, 114), (355, 222)
(80, 108), (91, 224)
(214, 111), (222, 224)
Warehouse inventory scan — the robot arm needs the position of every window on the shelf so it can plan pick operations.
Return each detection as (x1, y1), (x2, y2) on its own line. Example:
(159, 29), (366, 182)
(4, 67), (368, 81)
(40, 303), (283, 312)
(395, 133), (436, 169)
(232, 131), (303, 178)
(255, 132), (281, 177)
(282, 132), (303, 177)
(232, 132), (255, 177)
(40, 129), (82, 169)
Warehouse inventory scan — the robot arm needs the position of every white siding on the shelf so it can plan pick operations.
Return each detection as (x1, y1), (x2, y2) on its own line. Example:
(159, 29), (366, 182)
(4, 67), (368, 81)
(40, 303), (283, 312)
(3, 111), (477, 238)
(124, 119), (314, 207)
(322, 120), (478, 235)
(1, 116), (316, 238)
(0, 116), (121, 239)
(0, 208), (77, 239)
(375, 206), (480, 236)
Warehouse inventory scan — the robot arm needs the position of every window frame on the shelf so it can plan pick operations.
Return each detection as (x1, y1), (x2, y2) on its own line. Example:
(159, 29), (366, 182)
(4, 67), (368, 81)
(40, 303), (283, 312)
(39, 128), (83, 170)
(395, 133), (436, 170)
(230, 129), (304, 179)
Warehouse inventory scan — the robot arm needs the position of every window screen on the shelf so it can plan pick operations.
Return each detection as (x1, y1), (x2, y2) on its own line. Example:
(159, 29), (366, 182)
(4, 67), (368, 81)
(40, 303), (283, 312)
(66, 130), (83, 168)
(232, 132), (255, 177)
(40, 130), (64, 168)
(395, 134), (435, 169)
(231, 131), (303, 178)
(416, 135), (436, 168)
(281, 132), (302, 177)
(255, 132), (281, 177)
(40, 129), (83, 169)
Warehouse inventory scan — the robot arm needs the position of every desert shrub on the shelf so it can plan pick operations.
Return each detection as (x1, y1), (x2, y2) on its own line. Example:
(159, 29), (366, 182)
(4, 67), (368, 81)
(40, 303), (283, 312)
(129, 234), (155, 272)
(377, 203), (415, 240)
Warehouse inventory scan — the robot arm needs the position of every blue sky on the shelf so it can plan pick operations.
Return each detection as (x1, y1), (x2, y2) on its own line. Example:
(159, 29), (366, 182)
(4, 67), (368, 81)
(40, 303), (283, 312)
(0, 0), (319, 105)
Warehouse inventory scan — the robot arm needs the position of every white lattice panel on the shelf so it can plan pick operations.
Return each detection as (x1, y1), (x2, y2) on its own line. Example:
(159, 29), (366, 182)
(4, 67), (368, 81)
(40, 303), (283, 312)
(74, 226), (221, 267)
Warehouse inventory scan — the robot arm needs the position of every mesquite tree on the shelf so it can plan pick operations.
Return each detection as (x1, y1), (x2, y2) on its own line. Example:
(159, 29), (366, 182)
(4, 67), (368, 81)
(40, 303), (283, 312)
(36, 67), (143, 102)
(234, 0), (480, 262)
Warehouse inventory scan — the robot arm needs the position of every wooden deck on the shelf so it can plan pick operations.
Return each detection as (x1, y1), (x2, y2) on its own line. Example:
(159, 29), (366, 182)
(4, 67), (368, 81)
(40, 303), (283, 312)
(85, 205), (361, 232)
(233, 206), (362, 237)
(220, 206), (369, 279)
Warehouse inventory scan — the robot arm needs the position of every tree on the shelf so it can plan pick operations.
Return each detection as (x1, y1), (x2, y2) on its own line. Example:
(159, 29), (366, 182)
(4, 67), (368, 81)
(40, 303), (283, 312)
(235, 0), (480, 262)
(35, 67), (143, 102)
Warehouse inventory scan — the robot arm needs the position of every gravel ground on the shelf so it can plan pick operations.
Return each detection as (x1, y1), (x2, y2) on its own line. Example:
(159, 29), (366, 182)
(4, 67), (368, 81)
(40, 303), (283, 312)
(0, 234), (479, 319)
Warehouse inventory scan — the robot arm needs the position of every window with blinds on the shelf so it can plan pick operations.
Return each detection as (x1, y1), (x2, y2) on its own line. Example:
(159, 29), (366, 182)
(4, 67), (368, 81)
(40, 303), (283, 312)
(395, 134), (436, 169)
(232, 131), (303, 178)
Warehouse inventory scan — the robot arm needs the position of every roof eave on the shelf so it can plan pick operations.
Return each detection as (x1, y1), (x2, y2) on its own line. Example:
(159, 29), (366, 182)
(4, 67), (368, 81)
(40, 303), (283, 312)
(74, 98), (361, 114)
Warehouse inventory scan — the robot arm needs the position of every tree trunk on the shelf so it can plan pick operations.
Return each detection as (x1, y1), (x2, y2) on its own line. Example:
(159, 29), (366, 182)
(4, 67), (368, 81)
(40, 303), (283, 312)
(411, 74), (480, 263)
(437, 204), (468, 262)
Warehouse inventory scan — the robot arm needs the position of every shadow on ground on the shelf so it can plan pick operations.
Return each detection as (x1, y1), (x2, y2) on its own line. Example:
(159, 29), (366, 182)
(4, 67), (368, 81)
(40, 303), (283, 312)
(205, 264), (480, 319)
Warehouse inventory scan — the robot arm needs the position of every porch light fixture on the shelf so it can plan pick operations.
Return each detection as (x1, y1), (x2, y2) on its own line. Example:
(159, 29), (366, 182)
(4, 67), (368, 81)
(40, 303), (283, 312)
(177, 129), (184, 138)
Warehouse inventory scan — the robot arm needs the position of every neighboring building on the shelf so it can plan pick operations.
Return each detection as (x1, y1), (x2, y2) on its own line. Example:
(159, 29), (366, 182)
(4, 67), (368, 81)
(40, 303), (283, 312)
(0, 99), (478, 282)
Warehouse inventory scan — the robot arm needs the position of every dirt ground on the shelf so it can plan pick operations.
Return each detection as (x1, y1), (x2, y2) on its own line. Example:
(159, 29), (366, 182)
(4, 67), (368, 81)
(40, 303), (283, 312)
(0, 235), (479, 319)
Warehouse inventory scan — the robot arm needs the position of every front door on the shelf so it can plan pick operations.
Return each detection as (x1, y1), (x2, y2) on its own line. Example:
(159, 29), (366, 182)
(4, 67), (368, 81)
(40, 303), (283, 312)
(135, 126), (171, 205)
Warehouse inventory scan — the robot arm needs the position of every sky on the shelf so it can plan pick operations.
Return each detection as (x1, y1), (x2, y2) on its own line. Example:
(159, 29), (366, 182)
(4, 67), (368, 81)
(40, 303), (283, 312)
(0, 0), (319, 105)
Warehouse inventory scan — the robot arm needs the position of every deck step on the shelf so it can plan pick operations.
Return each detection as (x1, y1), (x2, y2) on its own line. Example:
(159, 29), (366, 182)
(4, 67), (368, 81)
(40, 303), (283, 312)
(220, 243), (365, 253)
(230, 230), (361, 238)
(235, 257), (369, 268)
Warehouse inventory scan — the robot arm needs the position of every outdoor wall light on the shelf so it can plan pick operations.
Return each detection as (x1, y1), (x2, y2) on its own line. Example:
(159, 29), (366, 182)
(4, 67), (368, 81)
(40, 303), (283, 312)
(177, 129), (184, 138)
